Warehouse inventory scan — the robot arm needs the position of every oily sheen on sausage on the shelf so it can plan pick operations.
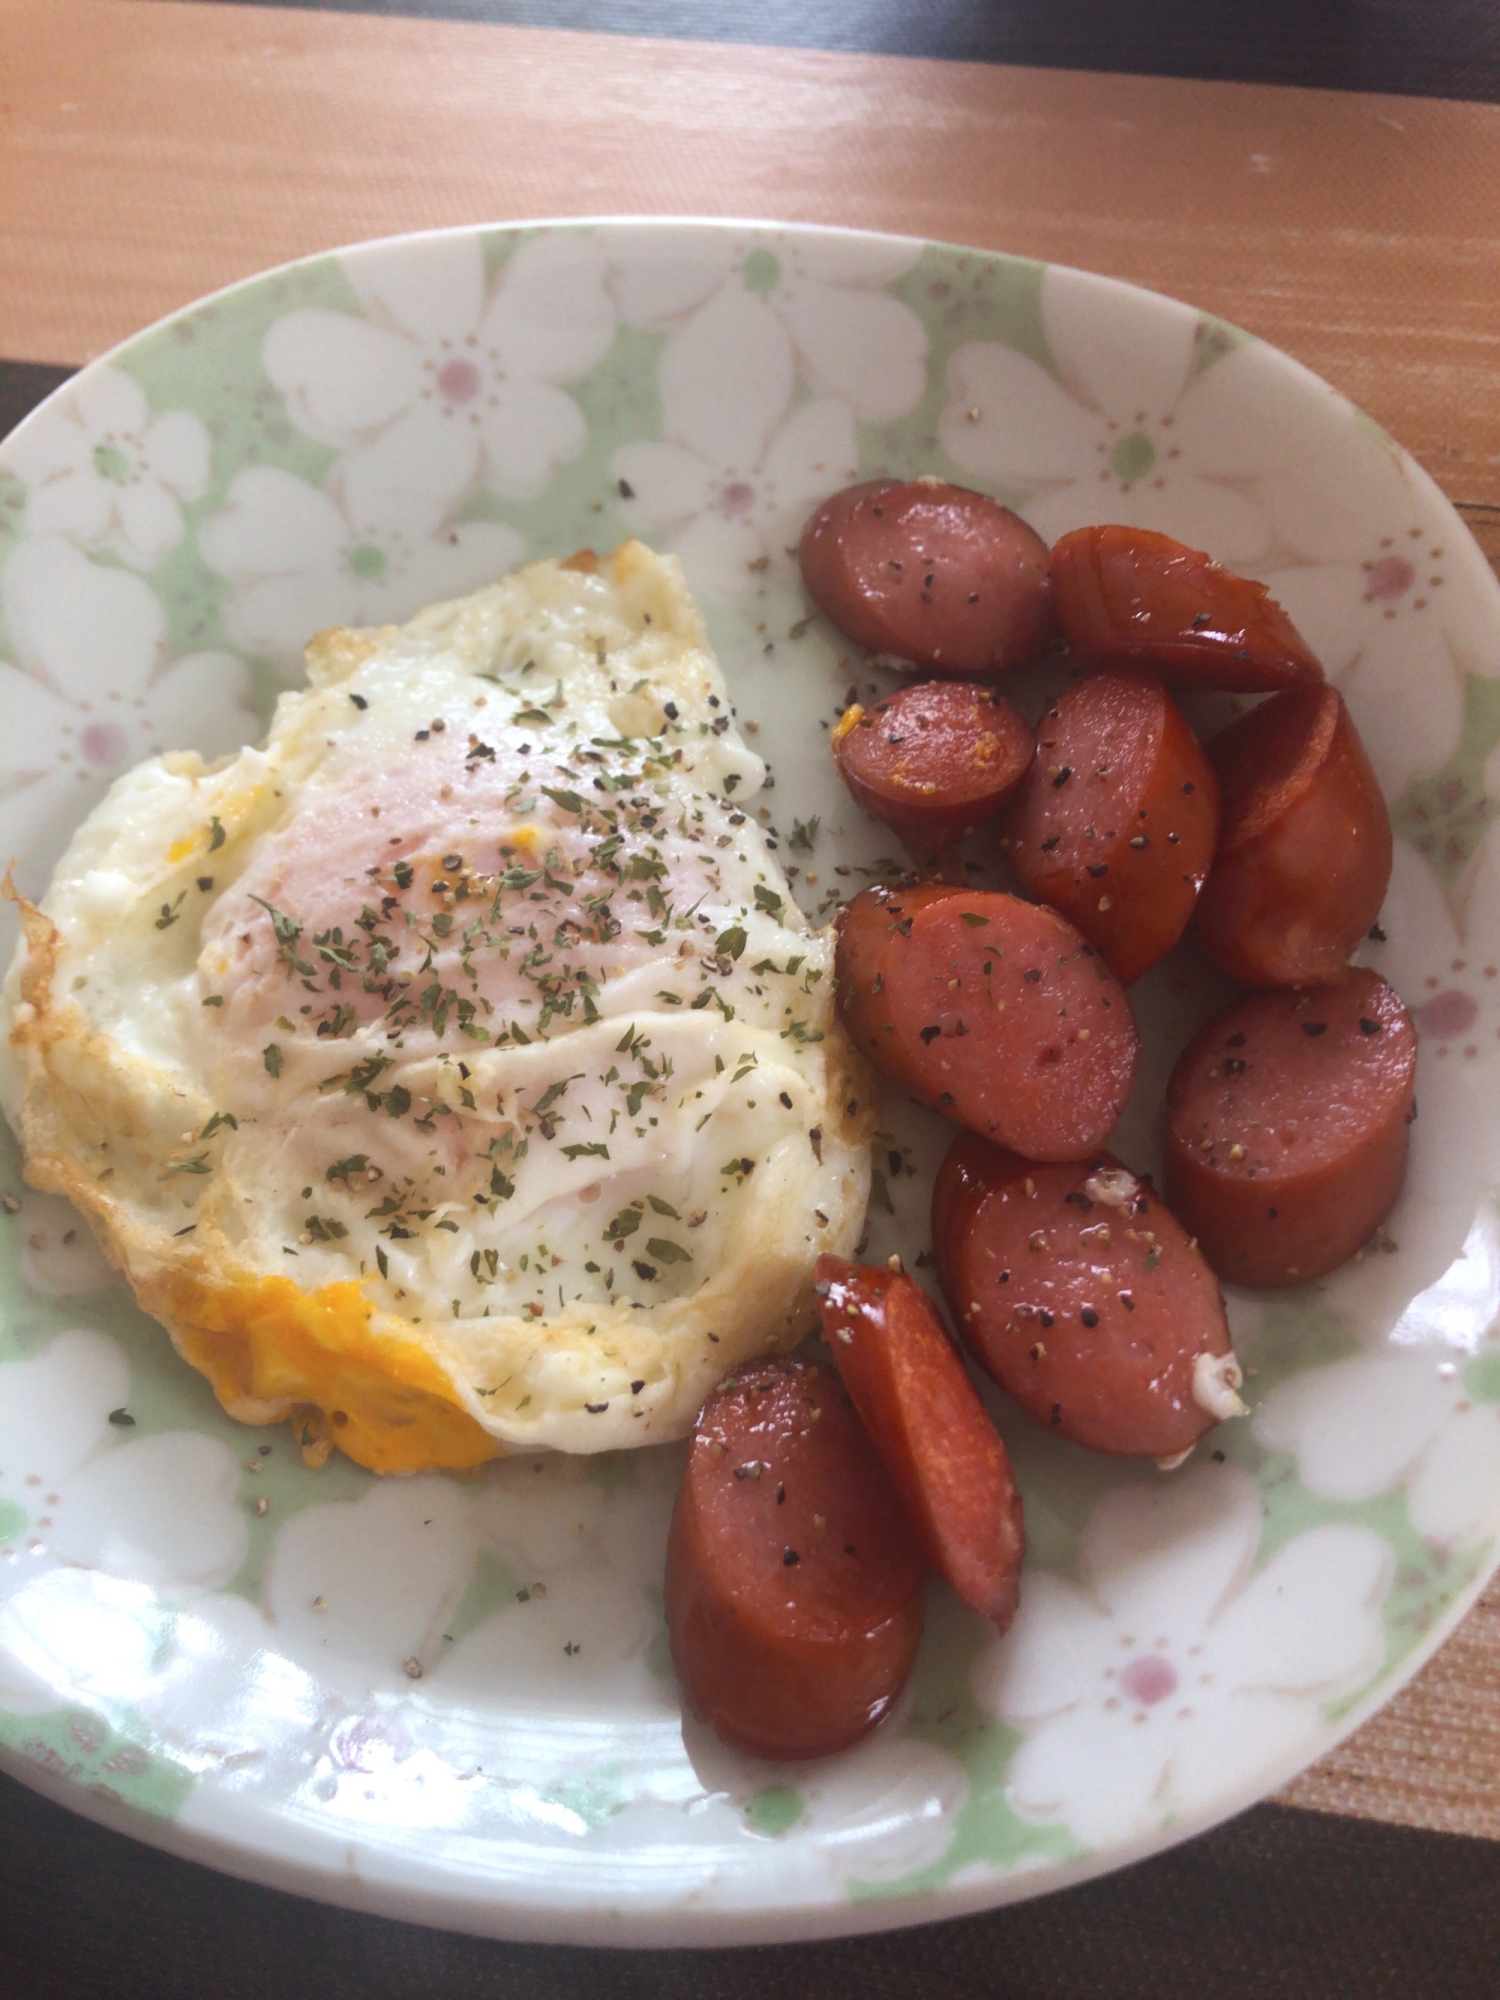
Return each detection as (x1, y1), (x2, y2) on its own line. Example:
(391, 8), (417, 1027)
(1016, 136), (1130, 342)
(1195, 684), (1392, 987)
(835, 884), (1139, 1160)
(934, 1133), (1243, 1459)
(664, 1358), (927, 1761)
(1050, 526), (1323, 692)
(1003, 666), (1221, 983)
(1163, 970), (1418, 1286)
(800, 480), (1059, 677)
(815, 1255), (1025, 1629)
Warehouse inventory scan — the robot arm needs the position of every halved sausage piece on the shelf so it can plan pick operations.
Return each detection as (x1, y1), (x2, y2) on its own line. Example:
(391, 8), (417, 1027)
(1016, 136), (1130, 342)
(1051, 525), (1323, 691)
(835, 884), (1139, 1160)
(664, 1358), (927, 1761)
(800, 480), (1059, 677)
(1163, 970), (1417, 1287)
(833, 680), (1034, 869)
(931, 1128), (1003, 1306)
(934, 1134), (1243, 1459)
(815, 1254), (1025, 1629)
(1195, 684), (1392, 986)
(834, 880), (956, 1039)
(1003, 666), (1221, 983)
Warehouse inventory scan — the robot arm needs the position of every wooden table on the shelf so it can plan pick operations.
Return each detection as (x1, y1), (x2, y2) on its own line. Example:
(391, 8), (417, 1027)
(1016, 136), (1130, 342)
(3, 3), (1500, 1992)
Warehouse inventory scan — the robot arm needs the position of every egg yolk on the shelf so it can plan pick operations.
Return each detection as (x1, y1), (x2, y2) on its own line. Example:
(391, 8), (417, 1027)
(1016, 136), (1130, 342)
(143, 1264), (502, 1473)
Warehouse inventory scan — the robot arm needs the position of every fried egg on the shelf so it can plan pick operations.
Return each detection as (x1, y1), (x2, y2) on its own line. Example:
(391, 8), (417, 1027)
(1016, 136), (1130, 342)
(1, 542), (873, 1471)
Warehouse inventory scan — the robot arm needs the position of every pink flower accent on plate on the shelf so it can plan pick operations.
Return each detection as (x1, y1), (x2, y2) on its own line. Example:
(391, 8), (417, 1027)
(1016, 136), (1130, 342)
(329, 1715), (409, 1773)
(79, 721), (130, 767)
(437, 358), (482, 404)
(716, 479), (756, 518)
(1416, 989), (1478, 1040)
(1365, 555), (1415, 601)
(1119, 1654), (1178, 1706)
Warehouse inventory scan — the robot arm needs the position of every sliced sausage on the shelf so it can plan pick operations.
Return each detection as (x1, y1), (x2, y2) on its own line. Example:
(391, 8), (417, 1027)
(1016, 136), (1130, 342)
(814, 1254), (1025, 1629)
(934, 1134), (1242, 1459)
(1163, 970), (1417, 1287)
(800, 479), (1059, 677)
(664, 1357), (927, 1761)
(834, 880), (956, 1038)
(1003, 666), (1221, 983)
(835, 884), (1139, 1160)
(930, 1128), (1002, 1307)
(835, 881), (985, 1101)
(833, 680), (1034, 869)
(1051, 525), (1323, 692)
(1195, 684), (1392, 986)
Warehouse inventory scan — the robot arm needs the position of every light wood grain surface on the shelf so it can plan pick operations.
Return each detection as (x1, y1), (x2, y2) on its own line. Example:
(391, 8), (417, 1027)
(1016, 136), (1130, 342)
(4, 0), (1500, 1844)
(1281, 1581), (1500, 1837)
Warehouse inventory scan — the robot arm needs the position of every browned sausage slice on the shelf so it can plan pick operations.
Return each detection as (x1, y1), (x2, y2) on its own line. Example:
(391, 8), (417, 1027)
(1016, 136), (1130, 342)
(836, 884), (1139, 1160)
(1163, 970), (1417, 1287)
(815, 1255), (1026, 1629)
(934, 1135), (1242, 1459)
(1195, 684), (1392, 987)
(931, 1128), (1003, 1308)
(833, 880), (956, 1065)
(833, 681), (1034, 869)
(1004, 667), (1221, 983)
(1051, 525), (1323, 691)
(800, 480), (1059, 677)
(664, 1358), (927, 1761)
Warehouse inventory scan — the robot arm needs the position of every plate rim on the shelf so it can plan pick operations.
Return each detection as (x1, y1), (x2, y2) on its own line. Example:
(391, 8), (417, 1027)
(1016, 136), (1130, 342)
(3, 211), (1498, 1946)
(4, 1529), (1496, 1951)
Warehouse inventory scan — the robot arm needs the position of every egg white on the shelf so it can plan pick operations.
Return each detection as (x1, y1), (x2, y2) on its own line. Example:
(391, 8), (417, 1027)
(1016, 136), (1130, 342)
(2, 543), (873, 1467)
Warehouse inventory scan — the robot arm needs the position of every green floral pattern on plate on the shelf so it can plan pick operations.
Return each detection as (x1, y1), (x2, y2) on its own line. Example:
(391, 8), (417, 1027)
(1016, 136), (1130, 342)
(2, 221), (1500, 1945)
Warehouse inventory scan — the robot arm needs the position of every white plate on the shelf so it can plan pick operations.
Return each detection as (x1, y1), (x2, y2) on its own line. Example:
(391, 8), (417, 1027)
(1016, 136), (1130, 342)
(2, 220), (1499, 1946)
